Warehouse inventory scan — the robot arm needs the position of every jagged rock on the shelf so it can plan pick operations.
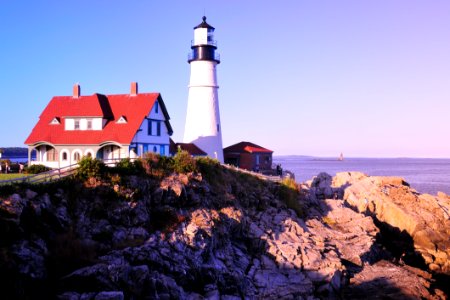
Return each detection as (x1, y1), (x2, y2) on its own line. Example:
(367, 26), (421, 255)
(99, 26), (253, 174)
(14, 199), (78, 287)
(10, 239), (48, 280)
(307, 199), (380, 267)
(340, 172), (450, 275)
(0, 193), (25, 220)
(25, 189), (38, 200)
(1, 167), (448, 299)
(343, 260), (444, 299)
(94, 291), (124, 300)
(309, 172), (348, 200)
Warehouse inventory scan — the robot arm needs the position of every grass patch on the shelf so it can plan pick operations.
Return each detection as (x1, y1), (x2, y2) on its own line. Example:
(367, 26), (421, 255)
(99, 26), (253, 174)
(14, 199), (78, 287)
(0, 174), (29, 180)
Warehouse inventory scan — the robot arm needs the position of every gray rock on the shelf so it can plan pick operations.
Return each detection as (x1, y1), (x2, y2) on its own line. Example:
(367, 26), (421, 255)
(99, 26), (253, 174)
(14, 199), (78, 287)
(94, 291), (124, 300)
(11, 239), (48, 279)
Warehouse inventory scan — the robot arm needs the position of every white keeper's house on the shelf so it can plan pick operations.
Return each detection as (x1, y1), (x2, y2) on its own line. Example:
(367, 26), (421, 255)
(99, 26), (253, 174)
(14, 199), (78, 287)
(25, 82), (173, 168)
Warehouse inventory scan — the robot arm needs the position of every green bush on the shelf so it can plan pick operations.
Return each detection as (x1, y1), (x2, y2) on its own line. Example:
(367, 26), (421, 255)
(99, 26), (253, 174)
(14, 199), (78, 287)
(113, 158), (144, 175)
(142, 152), (173, 177)
(24, 164), (51, 174)
(76, 157), (105, 180)
(173, 149), (197, 174)
(196, 156), (221, 182)
(279, 177), (304, 217)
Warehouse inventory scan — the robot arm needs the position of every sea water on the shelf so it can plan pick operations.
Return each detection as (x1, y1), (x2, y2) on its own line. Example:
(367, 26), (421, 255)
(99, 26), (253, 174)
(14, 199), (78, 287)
(273, 156), (450, 195)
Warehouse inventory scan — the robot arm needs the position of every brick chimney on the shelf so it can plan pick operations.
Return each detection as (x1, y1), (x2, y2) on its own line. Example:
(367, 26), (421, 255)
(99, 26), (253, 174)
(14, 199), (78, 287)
(73, 84), (80, 98)
(130, 82), (138, 96)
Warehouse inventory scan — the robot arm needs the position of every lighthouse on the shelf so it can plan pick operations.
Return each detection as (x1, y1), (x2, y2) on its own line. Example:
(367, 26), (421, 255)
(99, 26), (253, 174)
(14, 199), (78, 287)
(183, 16), (224, 163)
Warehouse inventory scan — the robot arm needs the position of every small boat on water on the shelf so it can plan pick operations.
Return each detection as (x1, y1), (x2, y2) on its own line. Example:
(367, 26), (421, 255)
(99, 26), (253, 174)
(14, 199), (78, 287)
(338, 153), (344, 161)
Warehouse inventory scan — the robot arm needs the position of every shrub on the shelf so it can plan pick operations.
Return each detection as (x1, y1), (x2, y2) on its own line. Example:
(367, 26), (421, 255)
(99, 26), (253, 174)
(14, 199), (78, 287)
(76, 156), (105, 180)
(279, 177), (305, 217)
(0, 159), (12, 166)
(113, 158), (144, 175)
(281, 177), (298, 190)
(24, 164), (51, 174)
(142, 152), (173, 177)
(196, 157), (221, 181)
(143, 152), (160, 175)
(173, 149), (197, 174)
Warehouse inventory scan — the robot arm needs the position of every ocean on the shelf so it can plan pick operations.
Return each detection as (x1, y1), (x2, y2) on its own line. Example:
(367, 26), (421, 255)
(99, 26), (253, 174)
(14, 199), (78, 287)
(1, 156), (32, 163)
(273, 156), (450, 196)
(3, 155), (449, 195)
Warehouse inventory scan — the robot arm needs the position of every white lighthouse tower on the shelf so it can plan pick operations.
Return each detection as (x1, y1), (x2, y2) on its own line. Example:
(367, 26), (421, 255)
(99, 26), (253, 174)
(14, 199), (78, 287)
(183, 16), (224, 163)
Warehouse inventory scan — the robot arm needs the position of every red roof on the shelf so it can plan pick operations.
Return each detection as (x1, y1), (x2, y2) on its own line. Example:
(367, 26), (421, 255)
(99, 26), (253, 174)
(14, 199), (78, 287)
(223, 141), (273, 154)
(169, 139), (207, 156)
(25, 93), (172, 145)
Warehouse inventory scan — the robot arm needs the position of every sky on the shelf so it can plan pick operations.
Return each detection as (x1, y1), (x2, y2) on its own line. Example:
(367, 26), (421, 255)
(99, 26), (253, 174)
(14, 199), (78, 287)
(1, 1), (449, 158)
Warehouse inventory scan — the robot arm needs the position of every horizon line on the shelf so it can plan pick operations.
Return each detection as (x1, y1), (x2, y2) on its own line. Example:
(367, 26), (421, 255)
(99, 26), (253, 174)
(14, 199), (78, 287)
(273, 154), (450, 159)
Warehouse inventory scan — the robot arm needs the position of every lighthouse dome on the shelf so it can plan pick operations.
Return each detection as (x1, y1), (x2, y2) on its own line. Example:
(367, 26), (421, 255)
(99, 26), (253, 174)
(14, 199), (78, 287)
(194, 16), (215, 30)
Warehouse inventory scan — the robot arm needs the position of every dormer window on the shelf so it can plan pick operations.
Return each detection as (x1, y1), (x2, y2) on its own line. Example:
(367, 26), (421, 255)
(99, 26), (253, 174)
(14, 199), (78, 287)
(155, 102), (159, 114)
(50, 117), (60, 125)
(117, 116), (127, 124)
(87, 119), (92, 130)
(74, 119), (80, 130)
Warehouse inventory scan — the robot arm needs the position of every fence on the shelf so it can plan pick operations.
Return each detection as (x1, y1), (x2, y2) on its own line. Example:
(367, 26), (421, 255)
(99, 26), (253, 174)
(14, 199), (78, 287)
(0, 163), (79, 185)
(0, 161), (285, 186)
(221, 164), (282, 183)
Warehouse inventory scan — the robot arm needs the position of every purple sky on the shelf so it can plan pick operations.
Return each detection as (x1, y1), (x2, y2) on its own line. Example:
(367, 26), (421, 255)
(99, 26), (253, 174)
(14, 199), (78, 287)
(1, 1), (449, 157)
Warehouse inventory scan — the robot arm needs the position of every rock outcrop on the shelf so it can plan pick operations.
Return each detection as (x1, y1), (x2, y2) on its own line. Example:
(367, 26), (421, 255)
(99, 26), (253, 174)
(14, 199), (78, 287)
(331, 172), (450, 275)
(0, 167), (448, 299)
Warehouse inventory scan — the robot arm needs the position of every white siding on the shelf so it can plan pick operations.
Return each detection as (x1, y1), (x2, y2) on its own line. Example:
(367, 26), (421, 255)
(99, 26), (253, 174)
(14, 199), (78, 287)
(194, 28), (208, 45)
(93, 118), (103, 130)
(65, 118), (74, 130)
(184, 60), (224, 162)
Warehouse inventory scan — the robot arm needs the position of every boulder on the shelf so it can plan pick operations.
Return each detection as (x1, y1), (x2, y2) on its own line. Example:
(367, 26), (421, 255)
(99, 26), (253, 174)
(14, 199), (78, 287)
(341, 172), (450, 275)
(343, 260), (444, 299)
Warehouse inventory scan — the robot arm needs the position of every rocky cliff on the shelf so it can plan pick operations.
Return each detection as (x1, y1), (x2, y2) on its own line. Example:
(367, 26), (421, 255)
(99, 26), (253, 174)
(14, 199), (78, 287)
(0, 162), (448, 299)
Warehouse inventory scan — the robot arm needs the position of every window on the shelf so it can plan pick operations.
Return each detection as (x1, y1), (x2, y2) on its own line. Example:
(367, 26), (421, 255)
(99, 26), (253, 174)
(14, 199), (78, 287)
(47, 147), (58, 161)
(117, 116), (127, 124)
(147, 119), (161, 136)
(74, 119), (80, 130)
(50, 117), (60, 125)
(74, 152), (81, 161)
(207, 31), (214, 43)
(217, 124), (220, 132)
(62, 152), (68, 161)
(87, 120), (92, 130)
(155, 102), (159, 114)
(147, 119), (152, 135)
(160, 145), (165, 156)
(153, 146), (157, 153)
